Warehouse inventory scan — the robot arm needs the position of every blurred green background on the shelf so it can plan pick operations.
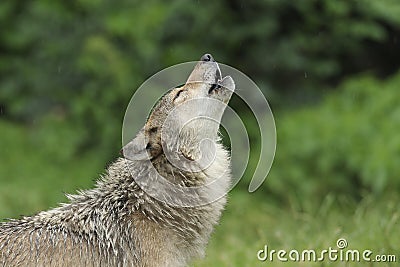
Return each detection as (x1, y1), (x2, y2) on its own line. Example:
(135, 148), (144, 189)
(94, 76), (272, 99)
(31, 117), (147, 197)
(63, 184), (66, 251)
(1, 0), (400, 266)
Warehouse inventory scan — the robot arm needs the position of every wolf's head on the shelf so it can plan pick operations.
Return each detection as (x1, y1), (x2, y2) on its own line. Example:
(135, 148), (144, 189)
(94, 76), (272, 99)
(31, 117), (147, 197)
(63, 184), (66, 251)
(122, 54), (235, 172)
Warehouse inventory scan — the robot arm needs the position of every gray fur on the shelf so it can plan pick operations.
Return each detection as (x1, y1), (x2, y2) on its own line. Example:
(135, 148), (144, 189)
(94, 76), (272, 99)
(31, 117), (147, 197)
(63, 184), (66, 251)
(0, 54), (234, 267)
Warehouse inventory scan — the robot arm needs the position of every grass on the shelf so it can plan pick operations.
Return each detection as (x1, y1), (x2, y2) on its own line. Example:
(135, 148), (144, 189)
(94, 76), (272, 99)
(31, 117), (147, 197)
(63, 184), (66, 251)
(1, 120), (399, 266)
(0, 120), (104, 219)
(195, 190), (399, 266)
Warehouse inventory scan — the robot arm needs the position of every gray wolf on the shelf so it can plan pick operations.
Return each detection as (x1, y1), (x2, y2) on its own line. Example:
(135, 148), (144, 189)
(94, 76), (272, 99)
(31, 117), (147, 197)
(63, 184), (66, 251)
(0, 53), (234, 267)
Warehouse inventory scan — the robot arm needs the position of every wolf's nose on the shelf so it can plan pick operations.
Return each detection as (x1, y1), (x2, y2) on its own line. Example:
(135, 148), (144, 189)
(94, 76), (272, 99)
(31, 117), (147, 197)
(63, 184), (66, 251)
(200, 53), (214, 62)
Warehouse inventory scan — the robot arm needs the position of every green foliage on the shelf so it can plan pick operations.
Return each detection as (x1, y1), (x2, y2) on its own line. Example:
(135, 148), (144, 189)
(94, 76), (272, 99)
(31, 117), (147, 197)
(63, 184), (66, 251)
(267, 70), (400, 206)
(1, 0), (400, 162)
(0, 120), (104, 219)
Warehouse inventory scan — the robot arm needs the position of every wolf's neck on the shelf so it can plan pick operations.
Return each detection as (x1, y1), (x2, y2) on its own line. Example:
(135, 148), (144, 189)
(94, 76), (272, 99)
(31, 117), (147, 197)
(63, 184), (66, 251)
(33, 144), (230, 243)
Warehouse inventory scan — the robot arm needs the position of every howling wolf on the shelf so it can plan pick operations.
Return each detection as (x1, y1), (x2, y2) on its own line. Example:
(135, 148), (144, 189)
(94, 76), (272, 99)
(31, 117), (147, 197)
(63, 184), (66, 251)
(0, 53), (235, 267)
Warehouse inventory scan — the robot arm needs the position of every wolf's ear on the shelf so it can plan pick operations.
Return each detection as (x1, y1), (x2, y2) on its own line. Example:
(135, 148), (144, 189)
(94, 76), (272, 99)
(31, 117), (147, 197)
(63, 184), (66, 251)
(120, 130), (150, 161)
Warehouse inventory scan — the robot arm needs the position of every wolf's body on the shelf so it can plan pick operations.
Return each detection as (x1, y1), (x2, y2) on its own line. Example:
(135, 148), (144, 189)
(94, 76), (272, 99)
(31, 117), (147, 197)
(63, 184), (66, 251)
(0, 54), (234, 266)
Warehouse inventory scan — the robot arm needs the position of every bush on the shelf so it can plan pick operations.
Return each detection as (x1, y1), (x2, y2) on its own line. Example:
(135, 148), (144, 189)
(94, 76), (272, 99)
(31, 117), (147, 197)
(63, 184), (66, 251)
(266, 70), (400, 205)
(1, 0), (400, 160)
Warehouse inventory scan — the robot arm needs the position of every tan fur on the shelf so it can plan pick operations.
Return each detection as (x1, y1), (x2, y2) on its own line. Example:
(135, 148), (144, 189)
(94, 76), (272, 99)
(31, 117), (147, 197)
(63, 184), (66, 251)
(0, 54), (234, 266)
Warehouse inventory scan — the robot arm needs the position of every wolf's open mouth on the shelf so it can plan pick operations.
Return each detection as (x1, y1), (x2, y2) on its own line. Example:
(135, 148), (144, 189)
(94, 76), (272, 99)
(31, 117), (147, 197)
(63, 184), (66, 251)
(208, 83), (222, 94)
(186, 53), (235, 98)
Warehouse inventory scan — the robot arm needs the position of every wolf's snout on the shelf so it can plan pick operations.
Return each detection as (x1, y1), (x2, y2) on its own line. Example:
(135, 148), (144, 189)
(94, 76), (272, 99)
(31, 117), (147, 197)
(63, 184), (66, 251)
(200, 53), (214, 62)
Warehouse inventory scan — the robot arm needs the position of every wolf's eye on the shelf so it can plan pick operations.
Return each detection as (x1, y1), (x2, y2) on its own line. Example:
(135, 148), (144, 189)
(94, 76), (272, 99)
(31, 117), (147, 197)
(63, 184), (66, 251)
(173, 89), (185, 101)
